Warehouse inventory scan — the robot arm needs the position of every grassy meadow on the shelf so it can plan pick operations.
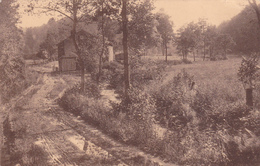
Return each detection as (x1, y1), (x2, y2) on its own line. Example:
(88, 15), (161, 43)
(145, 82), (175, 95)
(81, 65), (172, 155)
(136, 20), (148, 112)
(169, 58), (244, 103)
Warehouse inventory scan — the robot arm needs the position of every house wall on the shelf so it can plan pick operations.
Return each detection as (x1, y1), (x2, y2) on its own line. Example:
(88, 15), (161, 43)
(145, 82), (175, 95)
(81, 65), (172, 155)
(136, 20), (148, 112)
(58, 38), (78, 72)
(61, 58), (77, 71)
(64, 39), (77, 58)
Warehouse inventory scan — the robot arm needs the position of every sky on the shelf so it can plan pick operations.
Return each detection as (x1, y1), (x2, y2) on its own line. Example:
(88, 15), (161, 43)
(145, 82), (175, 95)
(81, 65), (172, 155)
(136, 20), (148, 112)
(19, 0), (250, 29)
(154, 0), (248, 29)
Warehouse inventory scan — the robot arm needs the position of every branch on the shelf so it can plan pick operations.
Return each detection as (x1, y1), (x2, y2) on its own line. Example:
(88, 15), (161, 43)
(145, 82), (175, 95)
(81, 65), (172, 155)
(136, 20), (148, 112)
(34, 6), (74, 21)
(248, 0), (258, 10)
(248, 0), (253, 6)
(78, 5), (96, 22)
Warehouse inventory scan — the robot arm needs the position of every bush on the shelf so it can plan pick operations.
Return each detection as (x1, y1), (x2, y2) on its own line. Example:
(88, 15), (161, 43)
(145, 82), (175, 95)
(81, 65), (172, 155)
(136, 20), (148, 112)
(59, 62), (260, 166)
(190, 97), (260, 165)
(58, 81), (101, 115)
(102, 59), (166, 95)
(253, 84), (260, 109)
(182, 59), (192, 64)
(111, 87), (156, 145)
(59, 83), (156, 150)
(0, 56), (26, 103)
(132, 60), (166, 87)
(151, 70), (194, 130)
(101, 61), (124, 92)
(168, 60), (183, 65)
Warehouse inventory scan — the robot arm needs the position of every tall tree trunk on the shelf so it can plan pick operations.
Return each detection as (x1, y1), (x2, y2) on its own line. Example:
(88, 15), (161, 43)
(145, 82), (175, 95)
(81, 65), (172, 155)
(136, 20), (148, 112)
(98, 0), (105, 84)
(81, 61), (85, 92)
(122, 0), (130, 98)
(209, 47), (212, 60)
(71, 0), (84, 92)
(193, 51), (195, 61)
(165, 42), (168, 62)
(161, 43), (164, 56)
(203, 41), (206, 61)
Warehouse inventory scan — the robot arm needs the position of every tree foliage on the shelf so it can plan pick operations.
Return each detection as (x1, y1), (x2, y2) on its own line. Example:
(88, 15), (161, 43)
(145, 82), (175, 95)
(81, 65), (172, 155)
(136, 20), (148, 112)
(218, 5), (260, 54)
(27, 0), (105, 92)
(204, 25), (218, 59)
(128, 0), (158, 55)
(175, 22), (198, 60)
(238, 53), (260, 88)
(176, 19), (235, 60)
(0, 0), (25, 103)
(156, 10), (174, 61)
(215, 33), (235, 58)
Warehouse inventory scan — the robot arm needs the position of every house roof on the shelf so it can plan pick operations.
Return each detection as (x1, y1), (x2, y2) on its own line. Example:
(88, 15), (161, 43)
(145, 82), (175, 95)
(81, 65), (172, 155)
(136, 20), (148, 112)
(58, 29), (97, 59)
(57, 29), (95, 46)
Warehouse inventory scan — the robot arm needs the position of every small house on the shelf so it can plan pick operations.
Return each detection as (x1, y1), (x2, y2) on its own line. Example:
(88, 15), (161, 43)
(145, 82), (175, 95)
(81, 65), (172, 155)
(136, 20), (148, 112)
(58, 37), (78, 72)
(57, 30), (96, 72)
(58, 29), (117, 72)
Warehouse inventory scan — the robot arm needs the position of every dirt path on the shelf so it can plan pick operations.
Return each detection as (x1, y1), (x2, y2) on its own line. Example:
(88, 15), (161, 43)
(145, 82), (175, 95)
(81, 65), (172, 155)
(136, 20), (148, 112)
(1, 62), (176, 166)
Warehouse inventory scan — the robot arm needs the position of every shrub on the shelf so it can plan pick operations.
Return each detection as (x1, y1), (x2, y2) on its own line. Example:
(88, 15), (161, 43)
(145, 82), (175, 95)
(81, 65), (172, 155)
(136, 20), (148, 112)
(102, 59), (167, 95)
(101, 61), (124, 92)
(182, 59), (192, 64)
(59, 61), (260, 166)
(147, 69), (260, 165)
(168, 60), (183, 65)
(0, 56), (26, 103)
(253, 84), (260, 109)
(58, 81), (101, 115)
(191, 92), (212, 117)
(132, 60), (166, 87)
(111, 87), (156, 145)
(59, 83), (156, 150)
(180, 128), (228, 165)
(151, 70), (194, 130)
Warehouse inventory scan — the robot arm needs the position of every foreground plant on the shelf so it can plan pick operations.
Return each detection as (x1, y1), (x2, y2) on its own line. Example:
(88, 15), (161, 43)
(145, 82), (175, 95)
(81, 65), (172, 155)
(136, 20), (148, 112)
(238, 53), (260, 107)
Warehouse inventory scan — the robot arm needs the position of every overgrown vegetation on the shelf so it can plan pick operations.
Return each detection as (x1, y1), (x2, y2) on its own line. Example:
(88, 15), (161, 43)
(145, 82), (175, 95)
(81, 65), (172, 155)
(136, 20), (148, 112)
(59, 58), (260, 165)
(0, 0), (26, 103)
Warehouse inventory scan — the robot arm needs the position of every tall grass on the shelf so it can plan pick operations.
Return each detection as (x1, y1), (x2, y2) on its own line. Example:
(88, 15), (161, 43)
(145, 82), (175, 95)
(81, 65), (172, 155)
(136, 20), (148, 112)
(59, 58), (260, 165)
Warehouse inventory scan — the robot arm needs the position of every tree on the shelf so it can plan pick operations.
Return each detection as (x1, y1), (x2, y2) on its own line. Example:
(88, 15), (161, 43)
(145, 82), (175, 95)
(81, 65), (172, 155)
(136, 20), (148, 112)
(215, 34), (235, 58)
(39, 19), (59, 60)
(248, 0), (260, 29)
(175, 22), (197, 60)
(0, 0), (24, 103)
(28, 0), (103, 92)
(93, 0), (121, 83)
(128, 0), (157, 56)
(197, 19), (208, 61)
(23, 28), (37, 56)
(156, 10), (174, 62)
(218, 6), (260, 54)
(204, 25), (218, 60)
(238, 54), (260, 107)
(187, 22), (202, 61)
(122, 0), (130, 97)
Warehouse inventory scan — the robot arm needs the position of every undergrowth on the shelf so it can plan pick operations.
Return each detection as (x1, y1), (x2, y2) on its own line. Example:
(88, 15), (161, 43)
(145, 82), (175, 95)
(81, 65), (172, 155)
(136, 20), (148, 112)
(59, 60), (260, 165)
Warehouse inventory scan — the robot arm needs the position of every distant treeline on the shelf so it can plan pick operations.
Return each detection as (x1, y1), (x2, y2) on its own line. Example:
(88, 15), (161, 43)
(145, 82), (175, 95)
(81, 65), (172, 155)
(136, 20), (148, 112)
(23, 18), (76, 59)
(219, 5), (260, 54)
